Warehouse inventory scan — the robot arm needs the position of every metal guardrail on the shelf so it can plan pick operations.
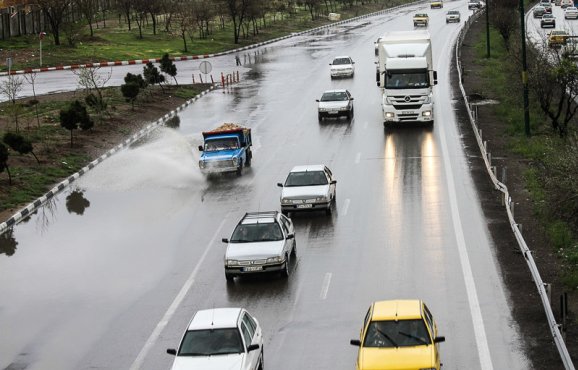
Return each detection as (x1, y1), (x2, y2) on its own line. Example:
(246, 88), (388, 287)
(455, 9), (576, 370)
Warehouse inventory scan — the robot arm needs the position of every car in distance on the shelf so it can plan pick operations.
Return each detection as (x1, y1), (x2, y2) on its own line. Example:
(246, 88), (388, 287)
(223, 211), (296, 281)
(350, 300), (446, 370)
(562, 37), (578, 58)
(564, 6), (578, 18)
(167, 308), (264, 370)
(468, 0), (482, 9)
(329, 56), (355, 78)
(555, 0), (562, 5)
(446, 10), (461, 23)
(561, 0), (574, 8)
(430, 0), (443, 8)
(533, 5), (546, 17)
(277, 164), (337, 216)
(316, 89), (354, 121)
(541, 13), (556, 27)
(541, 1), (553, 13)
(413, 13), (429, 27)
(548, 30), (569, 47)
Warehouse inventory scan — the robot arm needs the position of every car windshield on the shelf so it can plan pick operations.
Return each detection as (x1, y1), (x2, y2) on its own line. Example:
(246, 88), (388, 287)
(320, 91), (349, 102)
(205, 138), (239, 151)
(363, 319), (431, 348)
(415, 13), (427, 17)
(230, 222), (284, 242)
(448, 11), (458, 14)
(385, 69), (429, 89)
(285, 171), (328, 187)
(332, 58), (352, 65)
(178, 328), (243, 356)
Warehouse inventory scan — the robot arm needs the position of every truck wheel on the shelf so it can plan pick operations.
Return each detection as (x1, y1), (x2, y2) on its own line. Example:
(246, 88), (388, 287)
(318, 113), (323, 122)
(225, 273), (235, 282)
(236, 160), (243, 176)
(246, 150), (252, 167)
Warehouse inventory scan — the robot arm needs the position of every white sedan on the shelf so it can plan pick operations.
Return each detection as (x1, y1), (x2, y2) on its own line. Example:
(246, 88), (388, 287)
(564, 6), (578, 19)
(278, 164), (337, 216)
(316, 89), (354, 120)
(167, 308), (264, 370)
(329, 56), (355, 78)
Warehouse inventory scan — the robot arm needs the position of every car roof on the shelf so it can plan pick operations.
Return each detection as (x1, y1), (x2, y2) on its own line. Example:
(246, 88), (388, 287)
(322, 89), (348, 94)
(188, 308), (242, 330)
(371, 300), (423, 321)
(240, 211), (279, 224)
(289, 164), (327, 173)
(333, 56), (352, 59)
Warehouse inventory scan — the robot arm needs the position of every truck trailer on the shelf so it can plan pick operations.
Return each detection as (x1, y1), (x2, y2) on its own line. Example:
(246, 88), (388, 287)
(198, 123), (252, 175)
(375, 31), (437, 125)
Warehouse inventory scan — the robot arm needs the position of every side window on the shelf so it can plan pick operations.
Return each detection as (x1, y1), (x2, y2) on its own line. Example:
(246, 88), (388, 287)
(280, 217), (291, 235)
(363, 307), (372, 330)
(240, 322), (253, 348)
(325, 167), (333, 180)
(423, 304), (434, 336)
(244, 313), (258, 334)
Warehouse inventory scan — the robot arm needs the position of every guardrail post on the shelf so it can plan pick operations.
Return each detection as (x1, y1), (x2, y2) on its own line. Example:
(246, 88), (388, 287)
(501, 166), (507, 184)
(511, 201), (515, 217)
(491, 166), (496, 176)
(221, 72), (225, 87)
(488, 152), (492, 165)
(561, 292), (568, 341)
(544, 283), (552, 304)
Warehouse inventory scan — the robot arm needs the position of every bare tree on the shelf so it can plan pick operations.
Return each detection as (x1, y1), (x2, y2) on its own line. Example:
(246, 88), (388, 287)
(37, 0), (72, 46)
(220, 0), (251, 44)
(0, 75), (25, 132)
(77, 0), (98, 37)
(23, 72), (41, 128)
(73, 66), (112, 119)
(490, 0), (518, 50)
(116, 0), (133, 30)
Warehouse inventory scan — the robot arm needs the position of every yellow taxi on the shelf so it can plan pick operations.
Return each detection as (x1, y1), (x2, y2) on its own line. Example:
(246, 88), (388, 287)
(413, 13), (429, 27)
(430, 0), (443, 8)
(350, 300), (445, 370)
(548, 30), (569, 47)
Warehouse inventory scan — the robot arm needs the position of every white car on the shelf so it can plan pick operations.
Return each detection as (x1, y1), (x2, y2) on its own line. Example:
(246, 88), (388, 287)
(277, 164), (337, 216)
(167, 308), (264, 370)
(329, 56), (355, 78)
(316, 89), (354, 120)
(565, 6), (578, 18)
(446, 10), (461, 23)
(561, 0), (574, 8)
(223, 211), (296, 281)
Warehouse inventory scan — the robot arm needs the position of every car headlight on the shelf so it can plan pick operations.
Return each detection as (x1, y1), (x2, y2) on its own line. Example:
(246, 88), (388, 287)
(267, 256), (285, 263)
(281, 198), (291, 204)
(199, 161), (206, 169)
(316, 195), (328, 202)
(227, 259), (239, 266)
(385, 112), (395, 118)
(339, 106), (349, 111)
(232, 157), (239, 165)
(319, 107), (329, 112)
(422, 110), (432, 117)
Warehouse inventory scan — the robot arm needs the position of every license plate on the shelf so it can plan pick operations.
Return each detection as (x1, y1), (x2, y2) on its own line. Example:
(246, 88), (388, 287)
(297, 204), (313, 208)
(402, 111), (414, 114)
(243, 266), (263, 272)
(329, 110), (338, 114)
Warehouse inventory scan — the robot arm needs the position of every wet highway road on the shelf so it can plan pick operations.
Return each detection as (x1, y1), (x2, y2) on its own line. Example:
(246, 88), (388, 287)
(1, 1), (534, 370)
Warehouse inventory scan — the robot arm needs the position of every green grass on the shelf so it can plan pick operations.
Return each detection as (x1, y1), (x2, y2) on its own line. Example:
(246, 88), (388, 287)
(472, 27), (578, 289)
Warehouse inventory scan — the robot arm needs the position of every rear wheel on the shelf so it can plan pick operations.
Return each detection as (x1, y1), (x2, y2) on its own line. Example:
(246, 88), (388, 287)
(318, 113), (323, 121)
(245, 150), (252, 167)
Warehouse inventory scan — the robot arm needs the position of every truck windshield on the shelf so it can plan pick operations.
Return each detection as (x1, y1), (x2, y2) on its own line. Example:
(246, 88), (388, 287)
(385, 70), (429, 89)
(205, 138), (239, 151)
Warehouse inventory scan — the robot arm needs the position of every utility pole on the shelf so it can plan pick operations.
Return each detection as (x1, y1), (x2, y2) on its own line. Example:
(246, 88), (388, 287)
(486, 0), (491, 58)
(519, 0), (531, 136)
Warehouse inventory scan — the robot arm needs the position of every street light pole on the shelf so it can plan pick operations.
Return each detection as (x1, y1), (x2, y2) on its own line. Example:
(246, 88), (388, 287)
(486, 0), (491, 58)
(519, 0), (531, 136)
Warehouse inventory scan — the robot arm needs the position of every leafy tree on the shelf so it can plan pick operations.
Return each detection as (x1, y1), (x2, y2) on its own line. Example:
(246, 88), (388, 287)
(121, 83), (141, 109)
(59, 100), (94, 147)
(160, 53), (178, 85)
(3, 133), (40, 164)
(143, 62), (166, 92)
(0, 142), (12, 185)
(124, 72), (148, 89)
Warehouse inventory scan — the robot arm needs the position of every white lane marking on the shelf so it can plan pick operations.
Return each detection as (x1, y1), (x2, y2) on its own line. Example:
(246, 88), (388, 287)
(355, 152), (361, 164)
(320, 273), (332, 300)
(129, 217), (229, 370)
(341, 198), (350, 216)
(438, 121), (494, 369)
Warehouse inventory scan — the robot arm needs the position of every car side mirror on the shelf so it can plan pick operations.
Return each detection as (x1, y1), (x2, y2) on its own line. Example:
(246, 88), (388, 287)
(287, 234), (294, 240)
(350, 339), (361, 346)
(198, 145), (203, 151)
(316, 99), (320, 102)
(222, 238), (229, 243)
(167, 348), (177, 355)
(247, 343), (260, 352)
(433, 70), (438, 85)
(329, 63), (332, 65)
(331, 180), (337, 184)
(434, 336), (445, 343)
(277, 183), (283, 188)
(350, 97), (354, 100)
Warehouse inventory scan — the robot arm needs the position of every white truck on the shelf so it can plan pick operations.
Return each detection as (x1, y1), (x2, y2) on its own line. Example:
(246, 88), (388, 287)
(375, 31), (437, 125)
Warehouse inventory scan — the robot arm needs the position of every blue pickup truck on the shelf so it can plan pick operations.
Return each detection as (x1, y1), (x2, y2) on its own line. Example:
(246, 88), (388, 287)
(198, 123), (252, 175)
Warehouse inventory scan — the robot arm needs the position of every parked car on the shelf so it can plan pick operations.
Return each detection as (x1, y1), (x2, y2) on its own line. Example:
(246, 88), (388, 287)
(445, 10), (461, 23)
(350, 300), (446, 370)
(317, 89), (354, 121)
(548, 30), (569, 47)
(533, 5), (546, 17)
(541, 13), (556, 27)
(564, 6), (578, 18)
(277, 164), (337, 216)
(329, 56), (355, 78)
(167, 308), (264, 370)
(561, 0), (574, 8)
(223, 211), (296, 281)
(413, 13), (429, 27)
(430, 0), (443, 8)
(468, 0), (482, 10)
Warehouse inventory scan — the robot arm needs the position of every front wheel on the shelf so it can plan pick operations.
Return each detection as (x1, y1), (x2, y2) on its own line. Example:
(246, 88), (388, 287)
(236, 159), (243, 176)
(318, 113), (323, 122)
(258, 348), (264, 370)
(281, 255), (290, 278)
(225, 272), (235, 282)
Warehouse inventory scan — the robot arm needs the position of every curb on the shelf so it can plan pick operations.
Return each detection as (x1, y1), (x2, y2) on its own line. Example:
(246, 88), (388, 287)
(0, 84), (218, 235)
(0, 1), (425, 77)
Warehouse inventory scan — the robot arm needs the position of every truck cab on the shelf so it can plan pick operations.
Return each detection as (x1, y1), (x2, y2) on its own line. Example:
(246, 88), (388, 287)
(198, 123), (252, 175)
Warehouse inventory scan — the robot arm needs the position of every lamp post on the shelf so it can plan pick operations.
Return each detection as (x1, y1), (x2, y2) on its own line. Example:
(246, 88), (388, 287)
(519, 0), (531, 136)
(39, 32), (46, 67)
(486, 0), (491, 58)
